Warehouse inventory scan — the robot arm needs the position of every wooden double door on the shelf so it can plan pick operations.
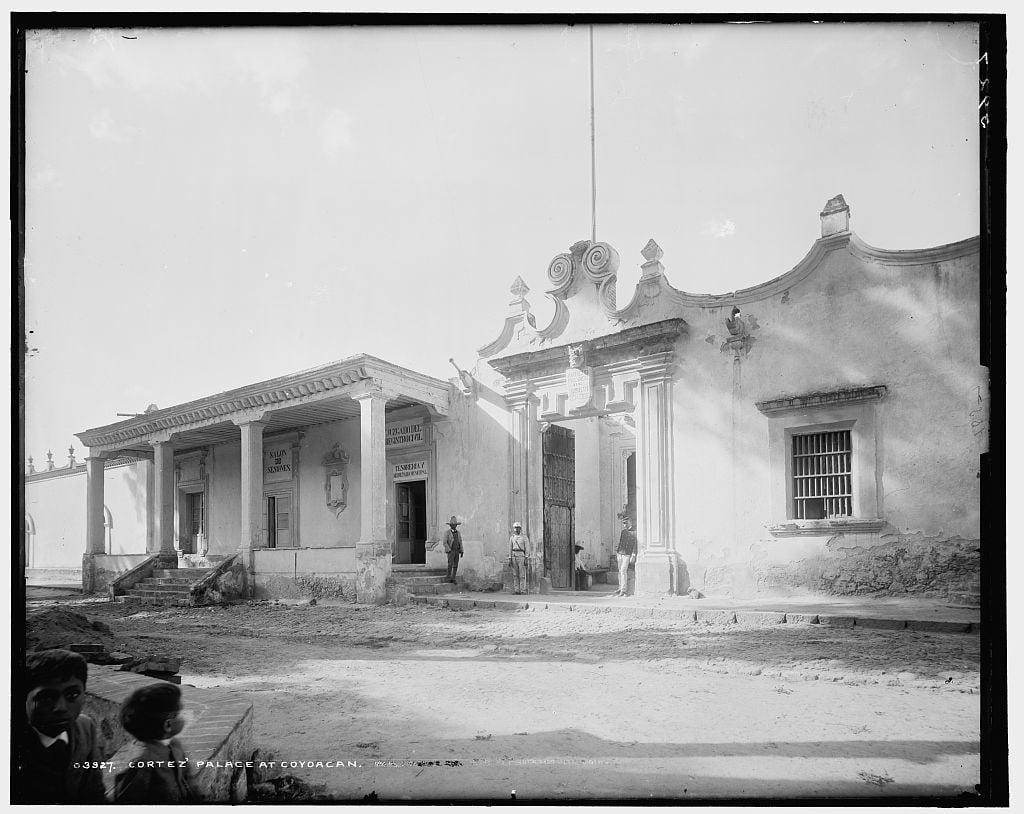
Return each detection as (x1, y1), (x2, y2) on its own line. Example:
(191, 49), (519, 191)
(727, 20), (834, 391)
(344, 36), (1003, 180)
(543, 425), (575, 589)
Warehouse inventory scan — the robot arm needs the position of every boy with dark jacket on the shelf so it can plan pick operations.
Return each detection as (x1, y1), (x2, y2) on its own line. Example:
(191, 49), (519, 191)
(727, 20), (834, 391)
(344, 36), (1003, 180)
(15, 649), (107, 803)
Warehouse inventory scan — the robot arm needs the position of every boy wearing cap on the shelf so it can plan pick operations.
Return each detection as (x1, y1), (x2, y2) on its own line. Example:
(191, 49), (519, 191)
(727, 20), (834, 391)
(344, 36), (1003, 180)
(442, 516), (464, 583)
(508, 522), (530, 595)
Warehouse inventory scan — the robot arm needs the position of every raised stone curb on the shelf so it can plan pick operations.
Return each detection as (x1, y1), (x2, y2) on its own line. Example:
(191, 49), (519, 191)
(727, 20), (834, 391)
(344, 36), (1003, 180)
(695, 609), (737, 624)
(408, 594), (976, 634)
(735, 611), (786, 625)
(855, 617), (907, 630)
(905, 619), (971, 633)
(816, 614), (856, 628)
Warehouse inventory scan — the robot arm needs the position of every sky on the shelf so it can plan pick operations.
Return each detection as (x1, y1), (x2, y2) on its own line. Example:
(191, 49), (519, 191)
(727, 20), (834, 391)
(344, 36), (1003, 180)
(21, 21), (982, 464)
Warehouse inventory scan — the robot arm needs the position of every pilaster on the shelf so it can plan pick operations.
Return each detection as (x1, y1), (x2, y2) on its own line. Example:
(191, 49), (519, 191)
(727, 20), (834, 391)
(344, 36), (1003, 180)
(505, 383), (543, 587)
(634, 352), (684, 594)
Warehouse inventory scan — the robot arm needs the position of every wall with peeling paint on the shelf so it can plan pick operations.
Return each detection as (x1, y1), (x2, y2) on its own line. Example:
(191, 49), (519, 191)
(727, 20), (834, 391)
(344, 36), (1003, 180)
(670, 237), (983, 603)
(298, 419), (362, 547)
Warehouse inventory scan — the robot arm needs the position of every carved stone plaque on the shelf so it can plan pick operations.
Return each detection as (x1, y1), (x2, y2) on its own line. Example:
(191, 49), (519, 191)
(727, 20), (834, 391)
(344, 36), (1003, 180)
(566, 366), (592, 410)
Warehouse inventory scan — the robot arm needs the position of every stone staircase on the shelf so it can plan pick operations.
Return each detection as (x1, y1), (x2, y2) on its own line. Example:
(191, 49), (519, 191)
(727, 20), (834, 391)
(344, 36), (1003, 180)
(124, 567), (216, 605)
(388, 565), (459, 598)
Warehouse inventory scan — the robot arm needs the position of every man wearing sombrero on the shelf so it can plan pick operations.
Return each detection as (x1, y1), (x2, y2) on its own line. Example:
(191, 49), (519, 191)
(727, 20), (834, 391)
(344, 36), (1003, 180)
(442, 516), (464, 584)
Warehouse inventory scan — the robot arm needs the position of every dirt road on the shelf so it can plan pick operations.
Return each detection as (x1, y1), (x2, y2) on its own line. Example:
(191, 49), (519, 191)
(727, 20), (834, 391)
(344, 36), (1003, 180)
(44, 599), (980, 802)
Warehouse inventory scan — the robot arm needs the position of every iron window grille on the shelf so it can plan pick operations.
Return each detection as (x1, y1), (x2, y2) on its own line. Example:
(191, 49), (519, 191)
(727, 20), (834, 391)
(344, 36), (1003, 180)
(791, 430), (852, 519)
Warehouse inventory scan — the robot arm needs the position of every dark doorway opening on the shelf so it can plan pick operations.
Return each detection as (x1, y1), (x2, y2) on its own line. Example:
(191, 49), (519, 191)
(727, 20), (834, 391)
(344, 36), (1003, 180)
(543, 424), (575, 589)
(395, 480), (427, 564)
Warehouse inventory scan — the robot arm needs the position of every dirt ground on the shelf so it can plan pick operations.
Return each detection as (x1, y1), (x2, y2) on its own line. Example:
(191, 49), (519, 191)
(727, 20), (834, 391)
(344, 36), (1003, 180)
(28, 597), (981, 802)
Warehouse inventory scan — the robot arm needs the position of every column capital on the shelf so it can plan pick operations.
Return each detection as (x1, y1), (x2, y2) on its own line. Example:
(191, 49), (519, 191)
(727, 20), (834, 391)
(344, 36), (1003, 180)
(148, 431), (178, 446)
(232, 411), (269, 427)
(350, 385), (397, 403)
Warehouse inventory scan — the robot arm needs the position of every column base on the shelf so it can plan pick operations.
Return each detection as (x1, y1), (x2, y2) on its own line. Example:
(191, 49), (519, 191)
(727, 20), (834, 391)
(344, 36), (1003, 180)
(356, 540), (392, 604)
(635, 549), (688, 595)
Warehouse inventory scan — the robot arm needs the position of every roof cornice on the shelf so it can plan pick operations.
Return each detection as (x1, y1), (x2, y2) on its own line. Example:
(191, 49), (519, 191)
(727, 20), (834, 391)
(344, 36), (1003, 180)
(76, 354), (451, 450)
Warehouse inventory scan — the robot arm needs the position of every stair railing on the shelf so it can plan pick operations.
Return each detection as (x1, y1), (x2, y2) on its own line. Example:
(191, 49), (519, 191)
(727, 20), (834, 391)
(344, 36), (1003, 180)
(108, 555), (160, 600)
(189, 553), (241, 604)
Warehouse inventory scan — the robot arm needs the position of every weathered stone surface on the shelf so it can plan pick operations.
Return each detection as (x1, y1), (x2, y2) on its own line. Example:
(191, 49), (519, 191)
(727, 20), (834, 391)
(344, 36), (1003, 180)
(855, 617), (906, 631)
(735, 611), (786, 626)
(905, 619), (971, 633)
(816, 615), (855, 628)
(784, 613), (818, 624)
(695, 609), (736, 624)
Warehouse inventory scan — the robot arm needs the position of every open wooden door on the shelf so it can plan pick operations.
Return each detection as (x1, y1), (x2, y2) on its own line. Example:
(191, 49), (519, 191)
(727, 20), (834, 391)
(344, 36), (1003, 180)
(543, 424), (575, 589)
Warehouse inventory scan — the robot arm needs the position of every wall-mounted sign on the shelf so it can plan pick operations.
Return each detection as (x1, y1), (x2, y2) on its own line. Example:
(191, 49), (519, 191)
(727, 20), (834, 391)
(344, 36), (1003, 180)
(385, 421), (425, 449)
(264, 445), (294, 483)
(392, 460), (428, 482)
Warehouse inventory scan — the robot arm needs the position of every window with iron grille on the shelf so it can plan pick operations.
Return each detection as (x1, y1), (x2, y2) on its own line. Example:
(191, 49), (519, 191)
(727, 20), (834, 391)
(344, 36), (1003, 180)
(792, 430), (852, 519)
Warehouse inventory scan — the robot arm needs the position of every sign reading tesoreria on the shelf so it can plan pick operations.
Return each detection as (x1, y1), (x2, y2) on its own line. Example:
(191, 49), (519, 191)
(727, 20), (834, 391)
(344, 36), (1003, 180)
(392, 460), (428, 481)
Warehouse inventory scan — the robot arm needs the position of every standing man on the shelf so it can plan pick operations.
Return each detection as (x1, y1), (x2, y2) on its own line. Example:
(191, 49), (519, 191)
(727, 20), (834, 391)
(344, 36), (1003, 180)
(443, 515), (464, 584)
(508, 521), (530, 595)
(614, 516), (637, 597)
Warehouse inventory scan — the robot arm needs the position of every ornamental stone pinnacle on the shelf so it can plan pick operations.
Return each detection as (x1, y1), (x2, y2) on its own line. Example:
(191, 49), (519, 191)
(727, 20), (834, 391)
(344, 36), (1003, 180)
(510, 276), (530, 301)
(641, 239), (664, 263)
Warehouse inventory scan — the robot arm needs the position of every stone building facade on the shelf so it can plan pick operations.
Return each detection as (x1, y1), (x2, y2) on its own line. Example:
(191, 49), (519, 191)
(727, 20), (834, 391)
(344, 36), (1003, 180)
(29, 196), (984, 605)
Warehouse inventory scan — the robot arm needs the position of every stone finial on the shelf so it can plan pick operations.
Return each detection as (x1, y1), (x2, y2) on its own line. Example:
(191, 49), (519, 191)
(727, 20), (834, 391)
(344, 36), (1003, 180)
(510, 276), (529, 302)
(641, 238), (663, 263)
(46, 450), (54, 471)
(640, 238), (665, 279)
(68, 446), (76, 467)
(27, 455), (34, 474)
(820, 194), (851, 237)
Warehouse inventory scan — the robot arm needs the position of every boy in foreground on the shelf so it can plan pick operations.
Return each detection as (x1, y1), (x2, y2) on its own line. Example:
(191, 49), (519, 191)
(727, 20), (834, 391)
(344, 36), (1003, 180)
(15, 648), (107, 803)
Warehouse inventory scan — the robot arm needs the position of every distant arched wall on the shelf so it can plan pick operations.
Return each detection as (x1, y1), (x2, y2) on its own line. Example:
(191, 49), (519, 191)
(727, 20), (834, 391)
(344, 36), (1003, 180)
(25, 513), (36, 567)
(103, 505), (113, 553)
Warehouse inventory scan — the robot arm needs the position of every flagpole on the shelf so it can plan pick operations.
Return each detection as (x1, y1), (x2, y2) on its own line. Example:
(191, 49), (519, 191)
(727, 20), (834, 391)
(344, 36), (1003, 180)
(589, 24), (597, 244)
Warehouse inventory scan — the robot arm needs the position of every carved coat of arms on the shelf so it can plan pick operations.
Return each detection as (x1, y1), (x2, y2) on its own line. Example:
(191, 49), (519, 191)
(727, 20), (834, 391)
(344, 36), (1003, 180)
(322, 443), (350, 518)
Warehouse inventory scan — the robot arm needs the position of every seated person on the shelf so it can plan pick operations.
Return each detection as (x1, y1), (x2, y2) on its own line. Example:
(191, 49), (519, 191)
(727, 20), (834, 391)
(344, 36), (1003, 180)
(15, 649), (107, 803)
(574, 542), (590, 590)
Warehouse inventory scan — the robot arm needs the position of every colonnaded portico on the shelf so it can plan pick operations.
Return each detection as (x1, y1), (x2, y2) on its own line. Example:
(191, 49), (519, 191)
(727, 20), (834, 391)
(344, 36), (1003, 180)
(75, 356), (452, 602)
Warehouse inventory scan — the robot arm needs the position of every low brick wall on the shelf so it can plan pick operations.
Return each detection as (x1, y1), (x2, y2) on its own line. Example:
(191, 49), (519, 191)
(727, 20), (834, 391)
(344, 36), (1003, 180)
(84, 667), (254, 802)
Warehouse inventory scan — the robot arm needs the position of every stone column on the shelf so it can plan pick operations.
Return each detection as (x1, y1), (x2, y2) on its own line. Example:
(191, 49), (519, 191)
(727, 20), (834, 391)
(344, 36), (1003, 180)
(634, 352), (684, 594)
(506, 383), (543, 591)
(236, 418), (267, 554)
(152, 438), (178, 568)
(82, 453), (106, 592)
(353, 389), (391, 603)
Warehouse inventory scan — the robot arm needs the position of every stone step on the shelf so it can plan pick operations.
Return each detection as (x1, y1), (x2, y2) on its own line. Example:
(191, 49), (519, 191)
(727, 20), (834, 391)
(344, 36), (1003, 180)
(390, 575), (450, 586)
(153, 568), (214, 579)
(391, 567), (446, 576)
(145, 576), (197, 585)
(136, 581), (197, 592)
(125, 589), (191, 603)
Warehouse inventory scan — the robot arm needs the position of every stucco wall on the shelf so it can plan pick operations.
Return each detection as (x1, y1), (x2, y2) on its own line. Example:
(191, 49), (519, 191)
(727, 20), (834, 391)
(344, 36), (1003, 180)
(431, 384), (513, 588)
(572, 416), (604, 566)
(25, 460), (150, 569)
(298, 420), (362, 547)
(671, 241), (983, 602)
(209, 442), (241, 555)
(252, 546), (357, 600)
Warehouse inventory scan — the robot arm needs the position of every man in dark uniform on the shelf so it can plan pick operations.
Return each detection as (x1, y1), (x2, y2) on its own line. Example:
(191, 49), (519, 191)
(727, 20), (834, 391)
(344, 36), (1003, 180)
(614, 516), (637, 596)
(442, 515), (464, 583)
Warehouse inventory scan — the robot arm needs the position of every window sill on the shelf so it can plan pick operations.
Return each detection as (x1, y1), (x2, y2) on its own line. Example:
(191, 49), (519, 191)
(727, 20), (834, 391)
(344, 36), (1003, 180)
(768, 519), (885, 537)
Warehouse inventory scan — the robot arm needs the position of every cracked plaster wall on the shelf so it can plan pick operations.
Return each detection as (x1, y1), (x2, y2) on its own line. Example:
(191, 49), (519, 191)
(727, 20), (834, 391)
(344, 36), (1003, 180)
(671, 243), (984, 602)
